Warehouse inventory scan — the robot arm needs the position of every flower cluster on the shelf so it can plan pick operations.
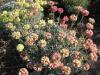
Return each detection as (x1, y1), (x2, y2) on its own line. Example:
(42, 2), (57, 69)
(0, 0), (99, 75)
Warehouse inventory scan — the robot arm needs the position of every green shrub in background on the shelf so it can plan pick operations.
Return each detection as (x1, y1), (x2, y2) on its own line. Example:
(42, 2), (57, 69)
(63, 0), (89, 12)
(54, 0), (89, 13)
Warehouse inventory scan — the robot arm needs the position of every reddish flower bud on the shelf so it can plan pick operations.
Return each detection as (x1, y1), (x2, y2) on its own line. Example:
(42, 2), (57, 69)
(57, 8), (64, 13)
(51, 6), (58, 12)
(82, 10), (89, 16)
(86, 29), (93, 38)
(62, 16), (69, 21)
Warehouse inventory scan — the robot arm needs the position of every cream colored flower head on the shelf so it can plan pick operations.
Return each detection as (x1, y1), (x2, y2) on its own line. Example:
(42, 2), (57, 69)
(25, 37), (34, 46)
(41, 56), (50, 66)
(12, 31), (21, 39)
(38, 20), (46, 27)
(68, 30), (76, 36)
(88, 18), (95, 24)
(16, 44), (24, 52)
(38, 39), (47, 48)
(73, 59), (81, 68)
(60, 48), (70, 58)
(61, 66), (71, 75)
(48, 19), (54, 25)
(86, 23), (94, 30)
(23, 24), (31, 30)
(58, 32), (66, 39)
(31, 2), (41, 15)
(70, 14), (77, 21)
(31, 33), (39, 41)
(34, 24), (39, 29)
(19, 68), (29, 75)
(66, 35), (76, 45)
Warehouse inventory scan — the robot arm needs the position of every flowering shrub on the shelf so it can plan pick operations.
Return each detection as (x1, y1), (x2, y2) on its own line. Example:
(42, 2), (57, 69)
(0, 0), (99, 75)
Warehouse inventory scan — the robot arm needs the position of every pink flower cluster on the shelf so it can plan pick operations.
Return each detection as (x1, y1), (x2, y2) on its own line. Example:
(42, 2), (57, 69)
(50, 6), (64, 13)
(83, 39), (99, 62)
(75, 6), (89, 16)
(85, 18), (95, 38)
(48, 1), (64, 13)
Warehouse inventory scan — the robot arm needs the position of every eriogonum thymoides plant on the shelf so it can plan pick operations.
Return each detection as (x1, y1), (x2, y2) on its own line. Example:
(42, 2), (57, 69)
(0, 0), (99, 75)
